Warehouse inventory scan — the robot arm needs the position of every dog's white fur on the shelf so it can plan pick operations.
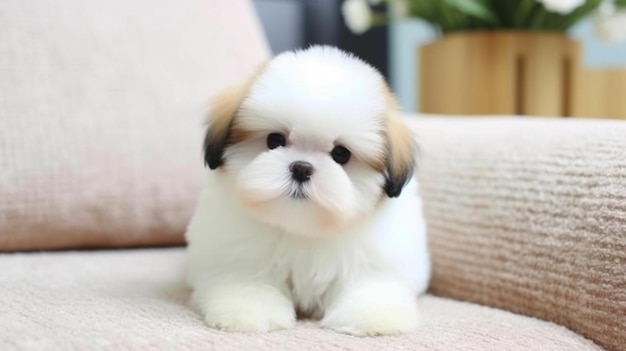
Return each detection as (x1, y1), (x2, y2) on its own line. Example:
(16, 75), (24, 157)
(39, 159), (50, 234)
(186, 46), (430, 335)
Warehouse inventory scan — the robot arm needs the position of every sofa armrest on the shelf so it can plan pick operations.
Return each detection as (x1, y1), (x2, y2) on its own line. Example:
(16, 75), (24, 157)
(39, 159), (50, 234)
(409, 116), (626, 351)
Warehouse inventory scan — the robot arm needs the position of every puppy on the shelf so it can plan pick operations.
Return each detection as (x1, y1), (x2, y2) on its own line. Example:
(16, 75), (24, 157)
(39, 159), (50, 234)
(186, 46), (430, 335)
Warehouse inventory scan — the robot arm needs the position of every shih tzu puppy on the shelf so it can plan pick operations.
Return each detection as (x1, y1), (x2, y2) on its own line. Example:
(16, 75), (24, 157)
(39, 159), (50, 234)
(186, 46), (430, 335)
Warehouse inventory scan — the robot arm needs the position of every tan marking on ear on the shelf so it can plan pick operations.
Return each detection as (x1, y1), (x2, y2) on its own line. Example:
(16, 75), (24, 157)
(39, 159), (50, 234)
(381, 85), (416, 197)
(385, 114), (415, 178)
(362, 152), (386, 173)
(207, 61), (269, 135)
(206, 84), (249, 138)
(229, 120), (256, 145)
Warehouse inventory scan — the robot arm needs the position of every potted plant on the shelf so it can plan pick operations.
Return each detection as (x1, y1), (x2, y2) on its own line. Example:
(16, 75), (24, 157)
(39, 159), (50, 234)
(341, 0), (626, 117)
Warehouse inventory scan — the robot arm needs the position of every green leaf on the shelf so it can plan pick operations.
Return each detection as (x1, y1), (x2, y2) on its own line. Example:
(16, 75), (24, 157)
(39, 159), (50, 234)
(556, 0), (602, 30)
(440, 0), (499, 25)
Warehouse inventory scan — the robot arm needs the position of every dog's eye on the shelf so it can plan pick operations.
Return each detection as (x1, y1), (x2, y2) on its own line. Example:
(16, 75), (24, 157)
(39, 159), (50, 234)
(267, 133), (286, 149)
(331, 146), (351, 165)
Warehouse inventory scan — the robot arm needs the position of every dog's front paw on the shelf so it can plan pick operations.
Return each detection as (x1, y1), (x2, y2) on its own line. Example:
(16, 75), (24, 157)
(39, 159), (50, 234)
(321, 279), (419, 336)
(193, 282), (296, 332)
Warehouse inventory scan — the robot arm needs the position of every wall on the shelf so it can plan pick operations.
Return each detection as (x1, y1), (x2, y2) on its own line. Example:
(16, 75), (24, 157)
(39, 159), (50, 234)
(253, 0), (305, 54)
(253, 0), (389, 78)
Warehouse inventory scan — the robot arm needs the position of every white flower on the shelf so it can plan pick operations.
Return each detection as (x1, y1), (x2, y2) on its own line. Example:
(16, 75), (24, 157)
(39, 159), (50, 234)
(594, 6), (626, 44)
(597, 0), (616, 16)
(389, 0), (409, 19)
(537, 0), (585, 14)
(341, 0), (373, 34)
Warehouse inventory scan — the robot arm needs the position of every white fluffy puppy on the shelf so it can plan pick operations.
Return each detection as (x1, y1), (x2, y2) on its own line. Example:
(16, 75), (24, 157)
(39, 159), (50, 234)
(186, 46), (430, 335)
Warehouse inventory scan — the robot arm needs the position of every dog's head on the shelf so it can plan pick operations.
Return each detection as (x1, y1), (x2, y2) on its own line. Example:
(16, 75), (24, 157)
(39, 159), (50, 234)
(203, 46), (416, 236)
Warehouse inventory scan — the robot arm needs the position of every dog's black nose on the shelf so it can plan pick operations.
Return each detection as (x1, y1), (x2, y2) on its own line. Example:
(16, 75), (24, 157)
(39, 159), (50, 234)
(289, 161), (314, 183)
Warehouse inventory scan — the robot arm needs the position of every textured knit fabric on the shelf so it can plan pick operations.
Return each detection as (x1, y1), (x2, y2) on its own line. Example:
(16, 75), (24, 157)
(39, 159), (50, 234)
(408, 116), (626, 351)
(0, 0), (269, 251)
(0, 248), (601, 351)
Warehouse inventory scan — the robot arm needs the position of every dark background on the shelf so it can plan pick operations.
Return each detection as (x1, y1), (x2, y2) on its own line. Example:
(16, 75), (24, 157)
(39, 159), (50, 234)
(253, 0), (390, 80)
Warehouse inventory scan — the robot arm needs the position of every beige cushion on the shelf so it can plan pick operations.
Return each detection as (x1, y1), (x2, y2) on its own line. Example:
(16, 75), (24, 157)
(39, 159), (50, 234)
(0, 248), (600, 350)
(410, 116), (626, 351)
(0, 0), (269, 251)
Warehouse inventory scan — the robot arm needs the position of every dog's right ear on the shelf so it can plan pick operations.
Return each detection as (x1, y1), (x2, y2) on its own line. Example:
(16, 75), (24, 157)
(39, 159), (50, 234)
(203, 84), (249, 169)
(204, 63), (268, 170)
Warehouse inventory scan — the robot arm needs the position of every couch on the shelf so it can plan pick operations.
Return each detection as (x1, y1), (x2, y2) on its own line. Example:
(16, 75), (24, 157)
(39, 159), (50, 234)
(1, 1), (624, 350)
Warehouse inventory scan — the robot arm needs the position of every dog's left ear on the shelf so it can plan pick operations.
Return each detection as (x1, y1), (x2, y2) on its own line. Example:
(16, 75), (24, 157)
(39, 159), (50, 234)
(383, 114), (417, 198)
(203, 84), (249, 169)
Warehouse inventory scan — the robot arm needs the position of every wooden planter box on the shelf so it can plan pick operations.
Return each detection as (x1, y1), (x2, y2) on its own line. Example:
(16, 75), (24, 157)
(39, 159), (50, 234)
(419, 31), (581, 117)
(572, 69), (626, 119)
